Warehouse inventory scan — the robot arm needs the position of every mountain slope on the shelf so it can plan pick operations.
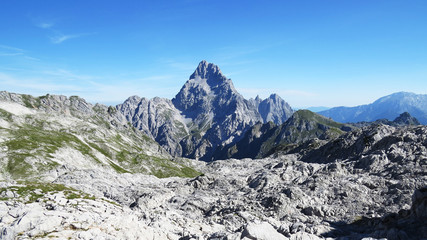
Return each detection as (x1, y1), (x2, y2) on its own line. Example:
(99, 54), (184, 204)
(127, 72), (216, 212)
(116, 96), (189, 157)
(213, 110), (354, 159)
(0, 92), (200, 180)
(319, 92), (427, 124)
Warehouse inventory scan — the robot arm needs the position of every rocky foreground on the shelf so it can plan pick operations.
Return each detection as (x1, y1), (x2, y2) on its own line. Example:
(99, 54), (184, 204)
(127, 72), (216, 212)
(1, 124), (426, 239)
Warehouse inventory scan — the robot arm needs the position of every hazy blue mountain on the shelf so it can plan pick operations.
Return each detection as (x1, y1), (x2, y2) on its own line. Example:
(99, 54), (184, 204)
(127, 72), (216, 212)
(319, 92), (427, 124)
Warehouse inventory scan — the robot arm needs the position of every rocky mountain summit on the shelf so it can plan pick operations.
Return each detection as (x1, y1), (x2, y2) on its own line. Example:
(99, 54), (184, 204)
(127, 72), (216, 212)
(118, 60), (294, 161)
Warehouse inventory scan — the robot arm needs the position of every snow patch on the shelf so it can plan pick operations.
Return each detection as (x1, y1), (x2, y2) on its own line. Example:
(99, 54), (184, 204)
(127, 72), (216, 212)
(0, 101), (36, 116)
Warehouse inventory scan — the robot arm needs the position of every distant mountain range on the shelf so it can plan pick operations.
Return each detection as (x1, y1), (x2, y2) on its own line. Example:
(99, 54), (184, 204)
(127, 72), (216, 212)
(1, 61), (425, 163)
(319, 92), (427, 124)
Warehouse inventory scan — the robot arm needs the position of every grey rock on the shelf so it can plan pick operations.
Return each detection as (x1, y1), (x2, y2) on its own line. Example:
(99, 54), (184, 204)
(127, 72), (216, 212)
(116, 96), (188, 156)
(241, 222), (287, 240)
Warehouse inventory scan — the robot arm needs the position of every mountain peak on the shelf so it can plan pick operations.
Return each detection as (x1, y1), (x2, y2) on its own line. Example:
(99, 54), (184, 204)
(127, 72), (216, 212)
(320, 91), (427, 124)
(268, 93), (280, 101)
(257, 94), (294, 124)
(393, 112), (421, 126)
(190, 60), (225, 80)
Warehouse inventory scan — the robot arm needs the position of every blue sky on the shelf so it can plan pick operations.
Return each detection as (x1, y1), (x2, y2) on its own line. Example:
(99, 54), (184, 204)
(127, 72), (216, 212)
(0, 0), (426, 108)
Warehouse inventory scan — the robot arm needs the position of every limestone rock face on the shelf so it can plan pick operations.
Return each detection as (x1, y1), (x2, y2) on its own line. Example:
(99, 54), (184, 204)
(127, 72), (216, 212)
(0, 124), (426, 239)
(116, 96), (188, 156)
(118, 61), (294, 160)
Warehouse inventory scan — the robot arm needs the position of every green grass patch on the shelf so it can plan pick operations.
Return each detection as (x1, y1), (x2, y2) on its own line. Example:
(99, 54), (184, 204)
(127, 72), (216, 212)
(21, 94), (41, 109)
(88, 142), (113, 159)
(108, 160), (130, 173)
(0, 182), (95, 203)
(0, 108), (13, 121)
(3, 124), (101, 178)
(150, 157), (201, 178)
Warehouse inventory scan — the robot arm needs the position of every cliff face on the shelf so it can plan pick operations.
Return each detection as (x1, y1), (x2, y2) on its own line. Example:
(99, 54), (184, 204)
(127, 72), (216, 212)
(119, 61), (293, 160)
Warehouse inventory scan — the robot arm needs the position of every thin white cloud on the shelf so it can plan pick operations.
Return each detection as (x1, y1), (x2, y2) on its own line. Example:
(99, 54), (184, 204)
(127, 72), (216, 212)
(0, 52), (23, 57)
(50, 34), (79, 44)
(0, 44), (39, 61)
(50, 32), (96, 44)
(0, 45), (24, 52)
(37, 22), (54, 29)
(23, 56), (40, 61)
(33, 18), (95, 44)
